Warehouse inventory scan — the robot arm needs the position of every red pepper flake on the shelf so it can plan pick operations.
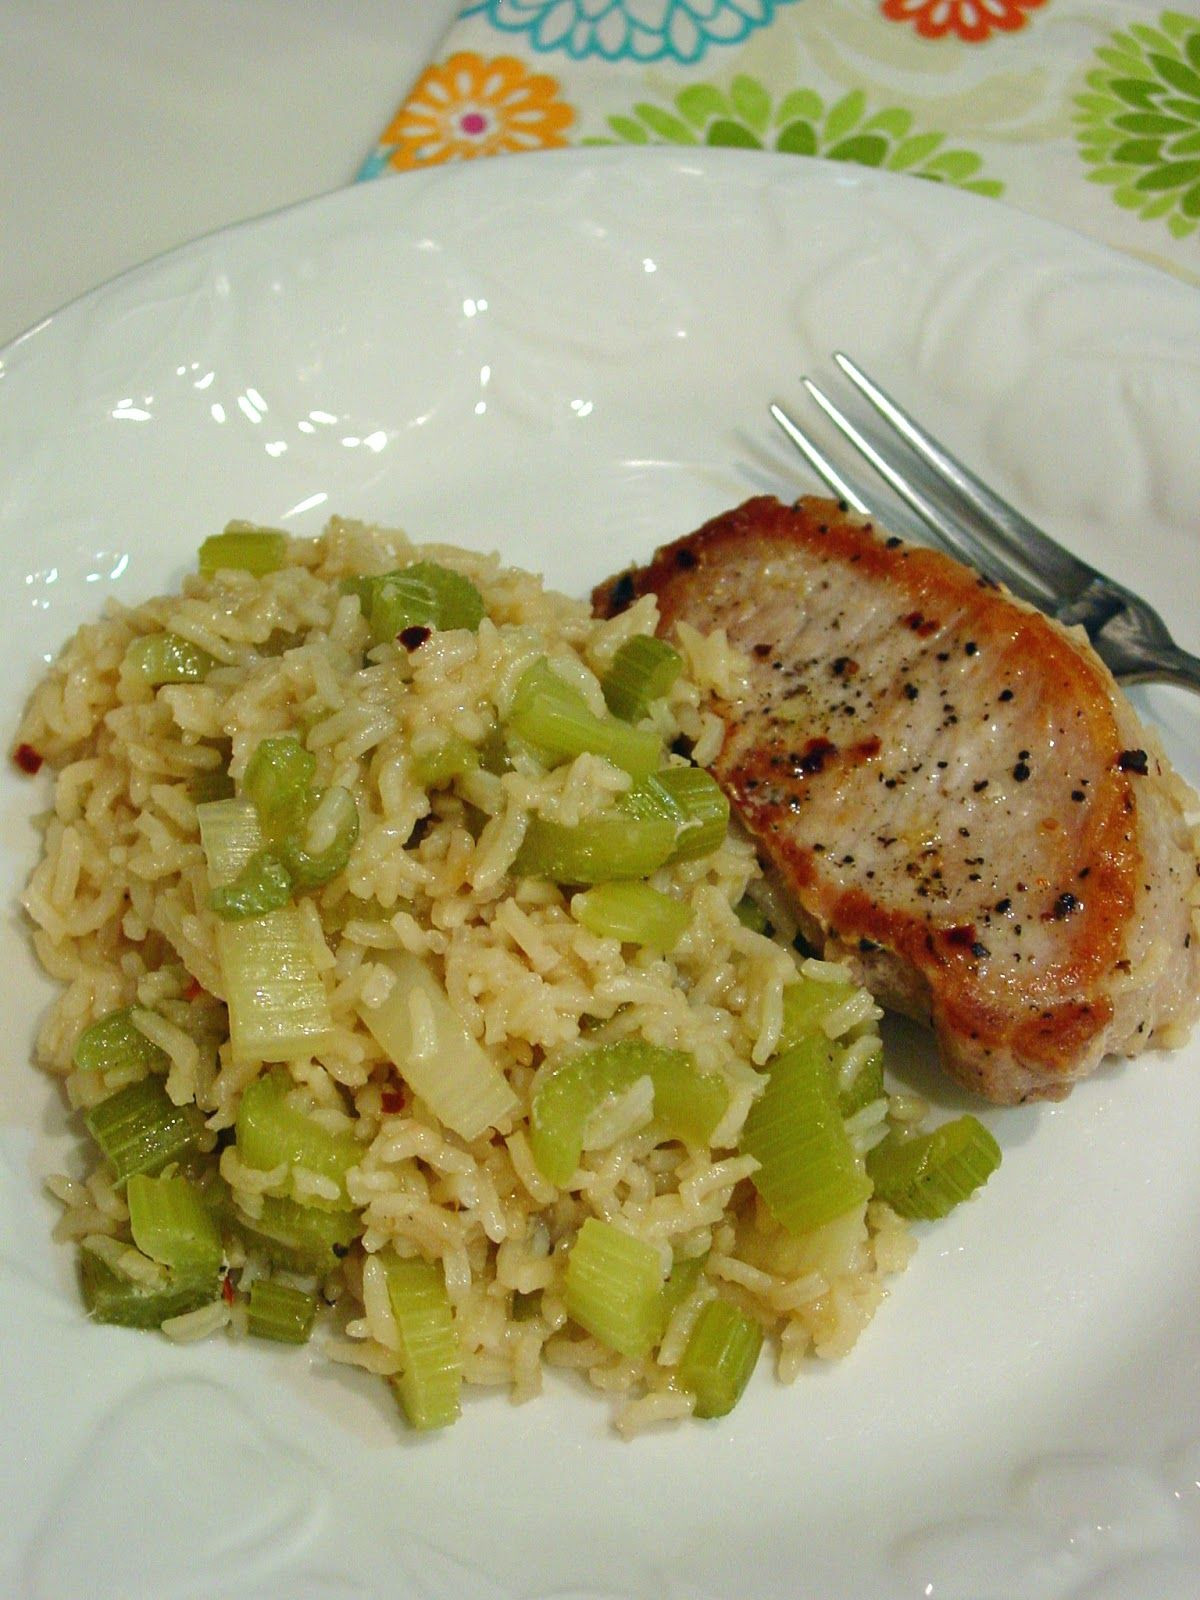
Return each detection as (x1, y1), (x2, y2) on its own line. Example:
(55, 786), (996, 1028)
(12, 742), (43, 775)
(221, 1274), (236, 1306)
(183, 976), (205, 1003)
(381, 1088), (408, 1115)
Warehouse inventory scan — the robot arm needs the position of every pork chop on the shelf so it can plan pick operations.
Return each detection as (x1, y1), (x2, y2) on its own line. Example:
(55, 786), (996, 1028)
(594, 495), (1200, 1104)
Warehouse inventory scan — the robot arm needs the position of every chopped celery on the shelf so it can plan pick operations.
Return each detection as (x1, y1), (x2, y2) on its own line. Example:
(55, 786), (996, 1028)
(79, 1237), (219, 1329)
(235, 1193), (359, 1273)
(602, 635), (683, 721)
(84, 1076), (204, 1183)
(403, 561), (485, 632)
(514, 813), (676, 885)
(677, 1296), (763, 1418)
(838, 1045), (885, 1118)
(123, 632), (216, 686)
(127, 1172), (223, 1276)
(344, 560), (485, 643)
(197, 796), (265, 886)
(621, 766), (729, 862)
(660, 1252), (706, 1323)
(277, 785), (359, 888)
(247, 1278), (317, 1344)
(357, 952), (517, 1141)
(73, 1007), (167, 1079)
(364, 573), (440, 643)
(572, 881), (691, 951)
(866, 1115), (1001, 1220)
(382, 1253), (462, 1430)
(530, 1040), (729, 1187)
(411, 730), (479, 788)
(776, 974), (860, 1054)
(565, 1217), (664, 1359)
(199, 523), (288, 577)
(215, 905), (334, 1062)
(734, 895), (771, 935)
(507, 658), (662, 778)
(740, 1035), (872, 1235)
(208, 848), (293, 920)
(242, 736), (316, 840)
(236, 1069), (360, 1205)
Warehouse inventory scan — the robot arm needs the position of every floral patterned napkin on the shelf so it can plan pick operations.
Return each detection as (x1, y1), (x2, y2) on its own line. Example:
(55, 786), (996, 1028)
(359, 1), (1199, 284)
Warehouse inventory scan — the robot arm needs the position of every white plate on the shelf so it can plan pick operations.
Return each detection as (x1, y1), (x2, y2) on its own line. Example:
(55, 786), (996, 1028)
(2, 148), (1199, 1600)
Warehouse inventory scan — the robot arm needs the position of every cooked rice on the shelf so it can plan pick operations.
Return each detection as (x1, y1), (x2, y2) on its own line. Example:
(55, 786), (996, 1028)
(17, 516), (918, 1435)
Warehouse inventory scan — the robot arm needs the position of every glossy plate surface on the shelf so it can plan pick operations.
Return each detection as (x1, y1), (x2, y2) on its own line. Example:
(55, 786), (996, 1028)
(2, 148), (1199, 1600)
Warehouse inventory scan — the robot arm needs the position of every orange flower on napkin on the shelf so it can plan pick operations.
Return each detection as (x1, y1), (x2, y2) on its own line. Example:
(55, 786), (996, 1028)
(880, 0), (1046, 43)
(382, 51), (574, 169)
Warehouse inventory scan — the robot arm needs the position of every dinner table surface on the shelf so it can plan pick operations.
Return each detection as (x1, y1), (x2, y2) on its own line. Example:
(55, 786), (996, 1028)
(0, 1), (462, 350)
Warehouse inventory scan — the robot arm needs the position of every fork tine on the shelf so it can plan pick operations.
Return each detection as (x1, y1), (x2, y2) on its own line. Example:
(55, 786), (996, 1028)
(832, 352), (1090, 599)
(798, 379), (1052, 609)
(768, 402), (871, 515)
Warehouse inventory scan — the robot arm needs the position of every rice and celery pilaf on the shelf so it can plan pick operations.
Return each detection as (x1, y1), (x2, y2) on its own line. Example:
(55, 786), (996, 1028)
(15, 517), (999, 1435)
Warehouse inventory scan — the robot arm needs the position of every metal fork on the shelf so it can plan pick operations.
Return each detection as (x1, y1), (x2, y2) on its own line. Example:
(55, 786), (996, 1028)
(770, 352), (1200, 693)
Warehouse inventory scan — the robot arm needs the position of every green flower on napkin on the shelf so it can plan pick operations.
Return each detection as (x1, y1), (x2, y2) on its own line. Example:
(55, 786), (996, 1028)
(588, 78), (1003, 196)
(1074, 9), (1200, 239)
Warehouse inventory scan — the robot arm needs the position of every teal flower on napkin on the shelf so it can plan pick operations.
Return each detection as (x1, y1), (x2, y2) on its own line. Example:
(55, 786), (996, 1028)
(460, 0), (802, 64)
(1074, 9), (1200, 240)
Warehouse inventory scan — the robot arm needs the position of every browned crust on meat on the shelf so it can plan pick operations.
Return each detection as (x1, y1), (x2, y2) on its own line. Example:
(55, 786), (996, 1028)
(595, 495), (1183, 1103)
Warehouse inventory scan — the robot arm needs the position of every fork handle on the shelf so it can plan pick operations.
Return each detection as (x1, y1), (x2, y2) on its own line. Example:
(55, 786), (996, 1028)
(1113, 640), (1200, 695)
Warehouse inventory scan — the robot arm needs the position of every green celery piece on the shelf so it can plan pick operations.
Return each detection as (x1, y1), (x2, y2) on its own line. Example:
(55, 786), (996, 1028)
(660, 1252), (706, 1324)
(235, 1069), (360, 1205)
(507, 658), (662, 778)
(356, 952), (517, 1142)
(621, 766), (729, 861)
(677, 1296), (763, 1418)
(127, 1172), (223, 1276)
(776, 974), (860, 1054)
(343, 560), (485, 643)
(382, 1253), (462, 1430)
(410, 730), (480, 788)
(565, 1217), (664, 1359)
(246, 1278), (317, 1344)
(572, 881), (691, 950)
(866, 1115), (1001, 1220)
(215, 904), (334, 1063)
(838, 1045), (885, 1118)
(79, 1239), (219, 1329)
(199, 523), (288, 577)
(602, 635), (683, 721)
(733, 895), (771, 935)
(235, 1193), (359, 1273)
(208, 848), (293, 919)
(242, 736), (316, 841)
(84, 1076), (205, 1184)
(515, 813), (676, 885)
(124, 632), (217, 686)
(367, 574), (440, 643)
(197, 796), (265, 886)
(73, 1007), (168, 1079)
(277, 785), (360, 888)
(530, 1040), (729, 1187)
(740, 1035), (872, 1235)
(403, 561), (485, 631)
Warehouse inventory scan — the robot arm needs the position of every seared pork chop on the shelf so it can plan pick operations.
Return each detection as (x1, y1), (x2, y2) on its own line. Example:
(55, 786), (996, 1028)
(595, 496), (1200, 1104)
